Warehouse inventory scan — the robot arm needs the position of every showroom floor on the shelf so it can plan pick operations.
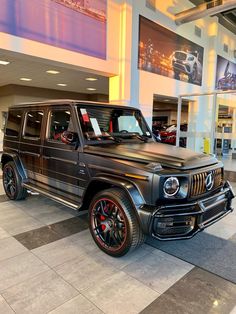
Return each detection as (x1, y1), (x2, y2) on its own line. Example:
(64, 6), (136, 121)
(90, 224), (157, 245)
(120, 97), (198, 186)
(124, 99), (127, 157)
(0, 175), (236, 313)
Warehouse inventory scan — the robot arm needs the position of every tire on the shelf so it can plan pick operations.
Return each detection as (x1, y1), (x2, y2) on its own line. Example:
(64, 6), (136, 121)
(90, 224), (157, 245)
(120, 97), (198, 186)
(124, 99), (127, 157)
(174, 70), (180, 80)
(3, 161), (27, 200)
(89, 188), (145, 257)
(189, 64), (197, 83)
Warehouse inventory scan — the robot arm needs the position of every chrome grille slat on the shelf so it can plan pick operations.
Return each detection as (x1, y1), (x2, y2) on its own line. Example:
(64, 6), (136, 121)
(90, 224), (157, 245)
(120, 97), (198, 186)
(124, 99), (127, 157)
(190, 168), (223, 197)
(196, 174), (200, 194)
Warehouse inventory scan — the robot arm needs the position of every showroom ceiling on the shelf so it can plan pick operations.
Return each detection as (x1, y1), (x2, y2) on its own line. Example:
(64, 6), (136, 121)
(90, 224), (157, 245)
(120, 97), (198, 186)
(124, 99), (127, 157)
(189, 0), (236, 34)
(0, 49), (109, 95)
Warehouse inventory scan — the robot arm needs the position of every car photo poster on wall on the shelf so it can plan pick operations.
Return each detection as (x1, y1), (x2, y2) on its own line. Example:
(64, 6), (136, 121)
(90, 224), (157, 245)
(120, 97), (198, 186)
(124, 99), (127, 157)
(0, 0), (107, 59)
(138, 16), (204, 86)
(215, 55), (236, 90)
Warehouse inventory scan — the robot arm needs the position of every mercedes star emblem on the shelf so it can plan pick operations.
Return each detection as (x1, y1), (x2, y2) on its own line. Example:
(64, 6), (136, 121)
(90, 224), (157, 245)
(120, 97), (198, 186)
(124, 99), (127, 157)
(205, 172), (214, 191)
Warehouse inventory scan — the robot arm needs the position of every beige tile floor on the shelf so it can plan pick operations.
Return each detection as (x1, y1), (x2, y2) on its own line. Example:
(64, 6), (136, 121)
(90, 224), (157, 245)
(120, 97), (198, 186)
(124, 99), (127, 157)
(0, 194), (194, 314)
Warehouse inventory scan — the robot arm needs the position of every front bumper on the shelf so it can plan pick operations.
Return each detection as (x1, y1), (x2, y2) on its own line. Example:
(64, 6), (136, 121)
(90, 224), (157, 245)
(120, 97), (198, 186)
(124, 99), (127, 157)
(144, 181), (234, 240)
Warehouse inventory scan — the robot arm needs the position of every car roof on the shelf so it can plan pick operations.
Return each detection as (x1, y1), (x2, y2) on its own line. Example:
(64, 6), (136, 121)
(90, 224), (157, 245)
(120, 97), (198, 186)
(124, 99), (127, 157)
(9, 99), (137, 111)
(174, 50), (187, 54)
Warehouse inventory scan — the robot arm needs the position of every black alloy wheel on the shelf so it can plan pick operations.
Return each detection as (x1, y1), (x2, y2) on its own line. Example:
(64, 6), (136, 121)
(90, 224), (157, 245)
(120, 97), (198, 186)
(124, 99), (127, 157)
(89, 188), (145, 257)
(3, 161), (27, 200)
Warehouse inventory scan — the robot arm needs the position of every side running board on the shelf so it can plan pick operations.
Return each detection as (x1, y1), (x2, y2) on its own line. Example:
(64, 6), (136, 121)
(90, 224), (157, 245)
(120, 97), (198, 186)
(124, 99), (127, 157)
(22, 183), (80, 210)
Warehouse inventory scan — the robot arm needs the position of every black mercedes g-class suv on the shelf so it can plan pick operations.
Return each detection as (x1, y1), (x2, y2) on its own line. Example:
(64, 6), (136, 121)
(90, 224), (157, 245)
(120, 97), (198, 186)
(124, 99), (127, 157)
(1, 100), (235, 256)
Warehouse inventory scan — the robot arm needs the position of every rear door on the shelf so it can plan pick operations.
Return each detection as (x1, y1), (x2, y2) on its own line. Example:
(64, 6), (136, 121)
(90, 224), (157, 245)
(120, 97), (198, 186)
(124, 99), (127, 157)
(19, 108), (45, 181)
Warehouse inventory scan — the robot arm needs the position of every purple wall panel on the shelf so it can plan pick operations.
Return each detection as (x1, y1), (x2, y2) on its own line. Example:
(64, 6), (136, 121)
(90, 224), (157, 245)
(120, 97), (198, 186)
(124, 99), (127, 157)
(0, 0), (107, 59)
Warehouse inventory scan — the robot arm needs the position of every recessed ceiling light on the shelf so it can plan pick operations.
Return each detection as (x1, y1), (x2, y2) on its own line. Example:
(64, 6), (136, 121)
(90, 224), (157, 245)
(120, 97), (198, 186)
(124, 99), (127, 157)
(85, 77), (98, 81)
(86, 88), (97, 91)
(46, 70), (60, 74)
(0, 60), (10, 65)
(57, 83), (67, 86)
(20, 77), (32, 81)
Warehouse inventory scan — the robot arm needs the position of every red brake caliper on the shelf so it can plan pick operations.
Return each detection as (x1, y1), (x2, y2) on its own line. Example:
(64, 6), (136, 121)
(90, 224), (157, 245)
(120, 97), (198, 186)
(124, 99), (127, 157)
(100, 215), (106, 230)
(100, 203), (109, 231)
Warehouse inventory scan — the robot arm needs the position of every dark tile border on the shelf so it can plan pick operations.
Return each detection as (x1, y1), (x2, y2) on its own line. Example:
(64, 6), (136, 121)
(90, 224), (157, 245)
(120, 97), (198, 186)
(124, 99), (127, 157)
(14, 215), (88, 250)
(146, 231), (236, 284)
(141, 267), (236, 314)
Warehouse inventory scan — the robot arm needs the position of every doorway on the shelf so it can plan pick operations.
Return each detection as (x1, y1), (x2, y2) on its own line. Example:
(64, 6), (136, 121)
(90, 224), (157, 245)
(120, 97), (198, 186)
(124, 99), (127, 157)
(152, 95), (189, 147)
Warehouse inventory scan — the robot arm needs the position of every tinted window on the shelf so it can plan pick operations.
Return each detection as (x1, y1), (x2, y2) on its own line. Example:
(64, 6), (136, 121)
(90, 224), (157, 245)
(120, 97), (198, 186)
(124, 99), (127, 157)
(48, 109), (74, 142)
(24, 111), (43, 139)
(5, 110), (22, 137)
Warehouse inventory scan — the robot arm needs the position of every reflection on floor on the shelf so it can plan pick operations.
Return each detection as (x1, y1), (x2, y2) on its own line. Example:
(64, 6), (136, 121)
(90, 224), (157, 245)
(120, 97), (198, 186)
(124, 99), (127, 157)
(0, 181), (235, 313)
(219, 155), (236, 181)
(221, 156), (236, 172)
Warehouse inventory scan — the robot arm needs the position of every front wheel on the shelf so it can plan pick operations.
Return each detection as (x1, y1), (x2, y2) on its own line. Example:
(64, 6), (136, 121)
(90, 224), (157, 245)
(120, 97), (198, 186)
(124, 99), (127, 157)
(3, 161), (27, 200)
(89, 188), (145, 257)
(189, 64), (198, 83)
(174, 70), (180, 80)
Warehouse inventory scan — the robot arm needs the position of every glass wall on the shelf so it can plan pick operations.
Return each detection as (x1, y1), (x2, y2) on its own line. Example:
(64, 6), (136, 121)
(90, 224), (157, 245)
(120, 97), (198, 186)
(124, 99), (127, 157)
(177, 92), (236, 157)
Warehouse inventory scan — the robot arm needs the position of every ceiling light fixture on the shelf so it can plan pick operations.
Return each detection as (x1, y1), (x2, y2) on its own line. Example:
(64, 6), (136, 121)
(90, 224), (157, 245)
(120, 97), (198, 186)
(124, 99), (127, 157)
(57, 83), (67, 86)
(20, 77), (32, 81)
(85, 77), (98, 81)
(46, 70), (60, 74)
(86, 87), (97, 91)
(0, 60), (10, 65)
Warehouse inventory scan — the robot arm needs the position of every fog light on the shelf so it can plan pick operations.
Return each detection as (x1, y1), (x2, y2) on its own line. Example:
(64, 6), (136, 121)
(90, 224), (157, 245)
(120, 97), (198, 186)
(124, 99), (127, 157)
(163, 177), (180, 197)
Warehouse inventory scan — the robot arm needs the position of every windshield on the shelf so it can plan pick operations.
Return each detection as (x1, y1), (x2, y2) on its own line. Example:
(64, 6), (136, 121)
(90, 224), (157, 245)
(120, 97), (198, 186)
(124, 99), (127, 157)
(77, 105), (152, 143)
(174, 51), (187, 61)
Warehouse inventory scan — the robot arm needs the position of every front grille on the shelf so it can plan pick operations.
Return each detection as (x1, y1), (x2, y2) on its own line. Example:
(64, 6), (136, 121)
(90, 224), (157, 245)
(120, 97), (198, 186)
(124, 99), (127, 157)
(173, 63), (186, 72)
(189, 168), (223, 197)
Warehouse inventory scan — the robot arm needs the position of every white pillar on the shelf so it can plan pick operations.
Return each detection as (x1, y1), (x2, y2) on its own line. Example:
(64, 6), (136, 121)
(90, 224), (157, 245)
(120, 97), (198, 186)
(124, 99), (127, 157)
(109, 1), (133, 106)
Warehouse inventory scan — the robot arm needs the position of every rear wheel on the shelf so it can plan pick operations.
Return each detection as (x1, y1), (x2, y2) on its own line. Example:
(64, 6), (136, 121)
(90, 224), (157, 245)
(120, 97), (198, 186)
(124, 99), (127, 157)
(89, 188), (145, 257)
(3, 161), (27, 200)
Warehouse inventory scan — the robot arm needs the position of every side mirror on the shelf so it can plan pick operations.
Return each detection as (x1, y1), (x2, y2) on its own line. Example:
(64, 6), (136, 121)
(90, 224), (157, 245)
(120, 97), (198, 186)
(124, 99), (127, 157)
(61, 131), (79, 145)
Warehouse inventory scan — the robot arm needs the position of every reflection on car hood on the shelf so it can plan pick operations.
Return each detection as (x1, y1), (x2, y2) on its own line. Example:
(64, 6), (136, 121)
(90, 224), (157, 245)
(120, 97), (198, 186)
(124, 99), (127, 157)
(84, 142), (218, 170)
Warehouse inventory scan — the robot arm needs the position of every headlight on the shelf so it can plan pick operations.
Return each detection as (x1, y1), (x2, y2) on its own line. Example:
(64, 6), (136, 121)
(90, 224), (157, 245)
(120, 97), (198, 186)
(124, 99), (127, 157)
(163, 177), (180, 197)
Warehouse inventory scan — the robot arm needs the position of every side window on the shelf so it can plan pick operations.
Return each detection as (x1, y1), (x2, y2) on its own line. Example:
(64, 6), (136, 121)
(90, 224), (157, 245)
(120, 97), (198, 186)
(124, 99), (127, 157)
(5, 110), (22, 137)
(24, 111), (43, 139)
(48, 109), (74, 143)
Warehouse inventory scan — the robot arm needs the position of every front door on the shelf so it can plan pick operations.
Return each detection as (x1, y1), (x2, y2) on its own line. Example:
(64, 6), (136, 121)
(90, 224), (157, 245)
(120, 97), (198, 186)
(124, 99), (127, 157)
(41, 106), (85, 204)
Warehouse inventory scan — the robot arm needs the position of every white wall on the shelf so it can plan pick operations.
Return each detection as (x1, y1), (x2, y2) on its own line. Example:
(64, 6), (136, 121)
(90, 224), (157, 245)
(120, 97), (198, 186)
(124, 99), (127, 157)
(132, 1), (215, 124)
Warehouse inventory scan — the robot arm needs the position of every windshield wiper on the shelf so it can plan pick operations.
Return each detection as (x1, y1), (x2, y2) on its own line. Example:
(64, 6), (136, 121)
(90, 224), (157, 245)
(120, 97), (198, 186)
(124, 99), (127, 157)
(115, 132), (149, 142)
(87, 135), (122, 143)
(132, 134), (149, 142)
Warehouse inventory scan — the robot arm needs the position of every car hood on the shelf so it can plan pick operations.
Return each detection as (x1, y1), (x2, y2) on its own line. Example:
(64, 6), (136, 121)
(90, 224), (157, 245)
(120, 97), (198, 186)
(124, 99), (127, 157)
(84, 142), (219, 170)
